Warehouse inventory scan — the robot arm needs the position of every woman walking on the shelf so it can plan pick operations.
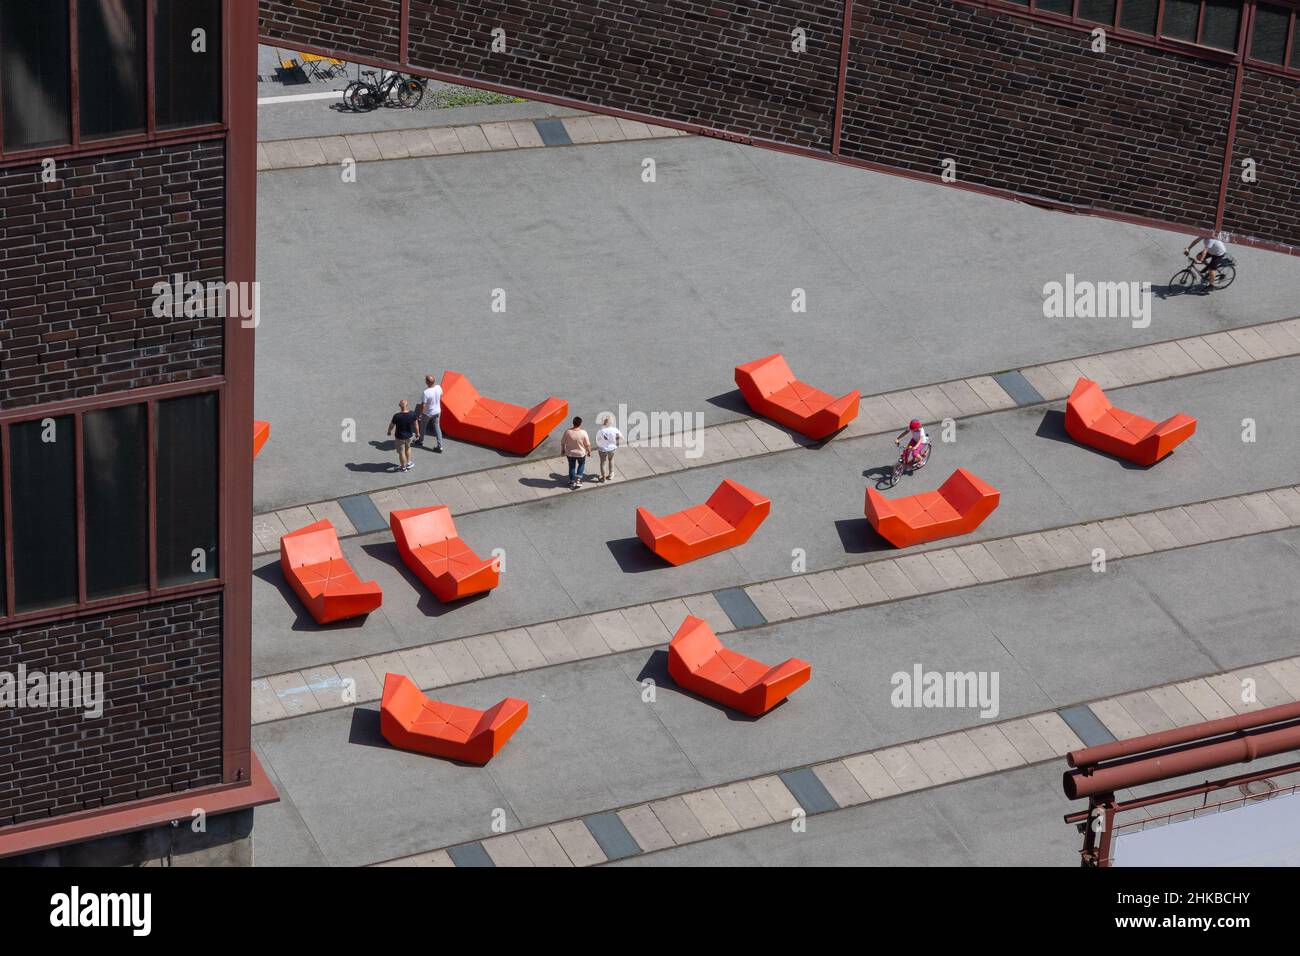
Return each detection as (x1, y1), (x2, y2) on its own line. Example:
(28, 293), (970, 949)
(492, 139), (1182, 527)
(560, 416), (592, 489)
(594, 413), (623, 483)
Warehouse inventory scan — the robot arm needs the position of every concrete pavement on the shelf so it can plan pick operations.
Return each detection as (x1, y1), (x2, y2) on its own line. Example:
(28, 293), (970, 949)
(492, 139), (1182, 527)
(252, 133), (1300, 511)
(251, 358), (1300, 679)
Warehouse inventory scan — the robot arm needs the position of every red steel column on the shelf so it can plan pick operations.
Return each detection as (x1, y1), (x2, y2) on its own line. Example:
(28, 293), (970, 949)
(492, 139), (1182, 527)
(832, 0), (854, 155)
(1214, 1), (1256, 235)
(220, 0), (257, 786)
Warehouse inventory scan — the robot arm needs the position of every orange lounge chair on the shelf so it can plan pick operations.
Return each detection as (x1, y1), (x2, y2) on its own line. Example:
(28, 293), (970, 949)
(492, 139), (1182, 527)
(668, 616), (810, 717)
(390, 506), (499, 601)
(734, 353), (860, 440)
(636, 479), (770, 565)
(380, 673), (527, 764)
(280, 519), (382, 623)
(439, 370), (568, 454)
(864, 468), (999, 549)
(253, 420), (270, 458)
(1065, 377), (1196, 466)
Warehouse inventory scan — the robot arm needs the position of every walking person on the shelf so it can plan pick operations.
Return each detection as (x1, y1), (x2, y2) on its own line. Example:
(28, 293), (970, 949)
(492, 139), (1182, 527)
(415, 374), (443, 452)
(560, 416), (591, 489)
(387, 399), (421, 472)
(594, 413), (623, 483)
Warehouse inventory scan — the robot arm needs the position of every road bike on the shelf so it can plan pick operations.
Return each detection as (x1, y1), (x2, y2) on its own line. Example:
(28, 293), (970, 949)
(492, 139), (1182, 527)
(343, 70), (426, 111)
(1171, 253), (1236, 292)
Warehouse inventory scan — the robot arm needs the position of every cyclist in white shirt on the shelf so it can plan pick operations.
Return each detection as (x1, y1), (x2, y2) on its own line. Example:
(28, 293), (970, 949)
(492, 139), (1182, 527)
(894, 419), (929, 470)
(415, 373), (443, 453)
(1184, 235), (1228, 291)
(594, 414), (623, 483)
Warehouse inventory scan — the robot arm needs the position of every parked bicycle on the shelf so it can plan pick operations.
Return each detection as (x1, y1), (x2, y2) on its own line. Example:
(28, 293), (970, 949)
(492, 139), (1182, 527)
(1171, 252), (1236, 293)
(343, 70), (426, 111)
(885, 439), (932, 488)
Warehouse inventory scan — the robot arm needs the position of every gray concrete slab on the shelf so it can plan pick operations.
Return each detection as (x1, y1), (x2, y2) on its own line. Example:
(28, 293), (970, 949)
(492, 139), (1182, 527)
(253, 359), (1300, 679)
(253, 527), (1300, 865)
(612, 761), (1077, 866)
(252, 131), (1300, 511)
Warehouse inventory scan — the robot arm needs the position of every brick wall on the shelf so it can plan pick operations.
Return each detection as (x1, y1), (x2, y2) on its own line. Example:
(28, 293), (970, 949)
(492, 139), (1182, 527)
(408, 1), (842, 150)
(0, 593), (223, 827)
(259, 0), (402, 64)
(1222, 68), (1300, 249)
(0, 140), (226, 411)
(840, 1), (1231, 229)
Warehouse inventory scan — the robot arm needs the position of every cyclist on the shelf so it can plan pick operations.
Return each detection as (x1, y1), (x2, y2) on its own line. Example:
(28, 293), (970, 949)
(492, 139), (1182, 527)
(1184, 234), (1228, 290)
(894, 419), (929, 470)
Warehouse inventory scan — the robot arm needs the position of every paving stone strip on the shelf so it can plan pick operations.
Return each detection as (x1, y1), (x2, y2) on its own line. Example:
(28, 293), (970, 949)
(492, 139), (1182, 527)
(371, 649), (1300, 867)
(256, 115), (691, 172)
(252, 315), (1300, 554)
(252, 482), (1300, 723)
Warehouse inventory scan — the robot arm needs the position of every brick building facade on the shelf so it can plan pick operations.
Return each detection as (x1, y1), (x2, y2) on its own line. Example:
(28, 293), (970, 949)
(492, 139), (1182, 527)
(260, 0), (1300, 252)
(0, 0), (267, 863)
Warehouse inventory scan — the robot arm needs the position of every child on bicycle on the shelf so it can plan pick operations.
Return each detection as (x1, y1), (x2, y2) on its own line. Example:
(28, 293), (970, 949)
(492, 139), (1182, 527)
(895, 419), (929, 469)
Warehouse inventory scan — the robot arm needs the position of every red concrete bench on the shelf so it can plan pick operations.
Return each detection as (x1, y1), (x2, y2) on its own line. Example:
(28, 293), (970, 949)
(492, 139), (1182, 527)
(865, 468), (1000, 548)
(1065, 377), (1196, 466)
(390, 506), (499, 602)
(735, 353), (860, 440)
(439, 370), (568, 454)
(380, 673), (528, 764)
(253, 420), (270, 459)
(280, 519), (382, 623)
(636, 478), (770, 565)
(668, 616), (810, 717)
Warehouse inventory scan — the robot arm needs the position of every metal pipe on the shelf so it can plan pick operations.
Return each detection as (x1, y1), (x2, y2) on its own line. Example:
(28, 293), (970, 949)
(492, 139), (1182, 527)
(1067, 699), (1300, 768)
(1063, 718), (1300, 799)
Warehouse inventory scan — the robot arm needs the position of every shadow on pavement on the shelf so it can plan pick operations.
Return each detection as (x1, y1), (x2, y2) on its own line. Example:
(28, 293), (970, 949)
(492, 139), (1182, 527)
(606, 536), (666, 573)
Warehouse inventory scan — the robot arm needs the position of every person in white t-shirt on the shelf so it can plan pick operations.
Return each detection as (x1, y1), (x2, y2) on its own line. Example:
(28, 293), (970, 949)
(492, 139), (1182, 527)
(594, 414), (623, 483)
(1184, 234), (1228, 291)
(415, 373), (443, 453)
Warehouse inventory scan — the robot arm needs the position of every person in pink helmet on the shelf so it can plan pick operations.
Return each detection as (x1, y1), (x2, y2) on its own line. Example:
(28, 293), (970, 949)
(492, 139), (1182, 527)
(894, 418), (929, 470)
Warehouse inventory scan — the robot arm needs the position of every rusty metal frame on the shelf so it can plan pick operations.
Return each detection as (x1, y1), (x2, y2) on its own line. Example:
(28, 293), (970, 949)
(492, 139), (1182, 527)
(1216, 0), (1256, 233)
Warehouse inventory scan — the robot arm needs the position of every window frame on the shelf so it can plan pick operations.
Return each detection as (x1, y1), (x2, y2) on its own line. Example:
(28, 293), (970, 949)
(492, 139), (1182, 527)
(970, 0), (1249, 61)
(1245, 0), (1300, 74)
(0, 379), (224, 628)
(0, 0), (224, 164)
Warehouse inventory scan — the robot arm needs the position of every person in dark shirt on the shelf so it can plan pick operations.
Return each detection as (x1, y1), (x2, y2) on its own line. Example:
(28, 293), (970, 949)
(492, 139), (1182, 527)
(387, 399), (422, 472)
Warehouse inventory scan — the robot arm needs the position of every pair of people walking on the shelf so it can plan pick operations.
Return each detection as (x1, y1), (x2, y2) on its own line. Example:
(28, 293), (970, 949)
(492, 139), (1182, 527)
(386, 374), (444, 472)
(560, 414), (623, 489)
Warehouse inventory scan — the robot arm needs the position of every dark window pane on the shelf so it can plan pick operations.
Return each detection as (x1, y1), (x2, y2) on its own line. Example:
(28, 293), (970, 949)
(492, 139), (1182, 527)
(155, 393), (218, 587)
(154, 0), (222, 129)
(77, 0), (146, 140)
(0, 1), (71, 150)
(1119, 0), (1159, 34)
(1293, 25), (1300, 67)
(1251, 5), (1290, 64)
(1078, 0), (1117, 25)
(84, 404), (148, 599)
(1201, 0), (1242, 50)
(9, 417), (77, 612)
(1162, 0), (1202, 41)
(1035, 0), (1074, 14)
